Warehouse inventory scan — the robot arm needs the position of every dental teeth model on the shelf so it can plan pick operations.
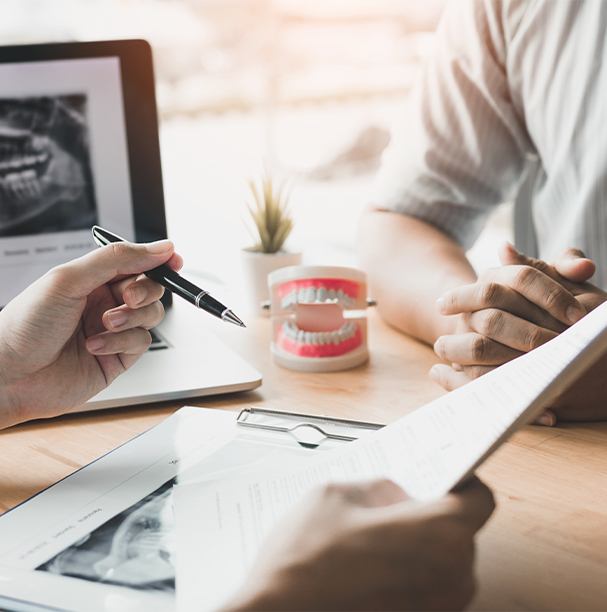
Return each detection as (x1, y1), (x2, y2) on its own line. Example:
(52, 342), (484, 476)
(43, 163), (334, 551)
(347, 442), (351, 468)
(268, 265), (370, 372)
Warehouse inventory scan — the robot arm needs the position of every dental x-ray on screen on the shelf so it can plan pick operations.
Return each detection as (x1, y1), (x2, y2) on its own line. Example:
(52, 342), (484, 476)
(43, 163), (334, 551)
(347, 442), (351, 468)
(0, 94), (98, 237)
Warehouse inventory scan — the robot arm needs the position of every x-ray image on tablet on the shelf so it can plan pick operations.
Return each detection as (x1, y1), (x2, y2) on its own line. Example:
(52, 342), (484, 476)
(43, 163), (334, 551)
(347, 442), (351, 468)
(0, 94), (98, 237)
(38, 478), (177, 593)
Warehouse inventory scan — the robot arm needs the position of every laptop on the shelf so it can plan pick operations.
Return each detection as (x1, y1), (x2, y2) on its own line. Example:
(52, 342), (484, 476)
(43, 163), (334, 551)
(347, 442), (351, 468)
(0, 39), (262, 410)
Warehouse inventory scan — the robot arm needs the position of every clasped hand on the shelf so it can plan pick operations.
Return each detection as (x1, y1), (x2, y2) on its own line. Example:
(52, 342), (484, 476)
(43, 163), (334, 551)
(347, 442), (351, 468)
(430, 243), (607, 424)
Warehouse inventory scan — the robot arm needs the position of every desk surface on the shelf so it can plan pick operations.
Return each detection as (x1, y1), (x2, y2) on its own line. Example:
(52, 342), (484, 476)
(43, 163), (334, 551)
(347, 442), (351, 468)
(1, 310), (606, 610)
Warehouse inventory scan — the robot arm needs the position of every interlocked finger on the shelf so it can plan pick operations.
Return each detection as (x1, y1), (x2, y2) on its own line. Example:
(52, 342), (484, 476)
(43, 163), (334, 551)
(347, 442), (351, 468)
(439, 283), (568, 333)
(429, 364), (473, 391)
(459, 364), (495, 379)
(434, 332), (522, 366)
(467, 309), (558, 352)
(439, 265), (584, 327)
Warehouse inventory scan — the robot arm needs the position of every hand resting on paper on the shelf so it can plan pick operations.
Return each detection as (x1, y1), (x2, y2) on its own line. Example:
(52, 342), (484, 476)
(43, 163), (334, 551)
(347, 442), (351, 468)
(228, 477), (495, 611)
(430, 244), (607, 425)
(0, 240), (182, 428)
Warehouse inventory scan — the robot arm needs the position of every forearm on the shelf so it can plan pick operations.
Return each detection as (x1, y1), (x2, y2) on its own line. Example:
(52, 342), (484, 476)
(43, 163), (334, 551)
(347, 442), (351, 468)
(359, 210), (476, 344)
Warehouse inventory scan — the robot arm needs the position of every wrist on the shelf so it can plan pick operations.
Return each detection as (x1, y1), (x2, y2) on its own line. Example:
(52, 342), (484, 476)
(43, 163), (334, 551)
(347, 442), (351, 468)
(0, 348), (21, 429)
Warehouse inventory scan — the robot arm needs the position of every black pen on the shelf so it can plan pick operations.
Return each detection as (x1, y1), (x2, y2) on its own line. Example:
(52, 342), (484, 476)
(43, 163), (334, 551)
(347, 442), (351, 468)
(91, 226), (246, 328)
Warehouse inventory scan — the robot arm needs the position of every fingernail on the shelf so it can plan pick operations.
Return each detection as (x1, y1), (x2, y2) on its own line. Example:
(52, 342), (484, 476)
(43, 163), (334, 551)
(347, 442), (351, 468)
(433, 337), (444, 358)
(567, 305), (584, 325)
(436, 297), (445, 313)
(108, 311), (128, 328)
(537, 412), (555, 427)
(87, 337), (105, 353)
(146, 239), (173, 254)
(429, 365), (439, 381)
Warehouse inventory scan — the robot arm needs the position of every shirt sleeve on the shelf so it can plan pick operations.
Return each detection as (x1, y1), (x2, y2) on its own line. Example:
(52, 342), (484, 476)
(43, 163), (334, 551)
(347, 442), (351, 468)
(374, 0), (533, 248)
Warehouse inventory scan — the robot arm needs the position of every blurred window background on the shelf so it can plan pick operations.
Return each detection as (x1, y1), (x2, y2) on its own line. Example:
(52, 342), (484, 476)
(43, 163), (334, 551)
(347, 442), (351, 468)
(2, 0), (509, 281)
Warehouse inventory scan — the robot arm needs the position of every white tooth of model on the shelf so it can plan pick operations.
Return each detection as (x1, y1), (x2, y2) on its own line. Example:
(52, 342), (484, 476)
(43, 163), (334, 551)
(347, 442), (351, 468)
(317, 287), (327, 302)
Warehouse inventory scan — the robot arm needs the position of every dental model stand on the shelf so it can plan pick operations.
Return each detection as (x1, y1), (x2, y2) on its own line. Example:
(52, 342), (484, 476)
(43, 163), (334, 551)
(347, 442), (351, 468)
(268, 265), (370, 372)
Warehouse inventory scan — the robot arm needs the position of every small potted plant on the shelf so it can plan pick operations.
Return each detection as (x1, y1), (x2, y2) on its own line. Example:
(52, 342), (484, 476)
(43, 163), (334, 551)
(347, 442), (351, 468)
(241, 174), (302, 313)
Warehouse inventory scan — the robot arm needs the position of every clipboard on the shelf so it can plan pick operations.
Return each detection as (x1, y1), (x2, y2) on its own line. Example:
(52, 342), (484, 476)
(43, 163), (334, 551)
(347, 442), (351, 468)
(0, 407), (383, 612)
(236, 407), (383, 449)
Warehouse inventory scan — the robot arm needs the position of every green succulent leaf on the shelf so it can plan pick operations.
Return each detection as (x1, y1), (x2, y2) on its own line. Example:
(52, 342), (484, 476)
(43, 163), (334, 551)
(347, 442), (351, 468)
(246, 174), (294, 253)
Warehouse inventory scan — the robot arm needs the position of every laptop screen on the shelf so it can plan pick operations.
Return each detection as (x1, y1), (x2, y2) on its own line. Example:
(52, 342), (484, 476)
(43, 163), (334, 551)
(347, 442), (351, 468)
(0, 56), (136, 306)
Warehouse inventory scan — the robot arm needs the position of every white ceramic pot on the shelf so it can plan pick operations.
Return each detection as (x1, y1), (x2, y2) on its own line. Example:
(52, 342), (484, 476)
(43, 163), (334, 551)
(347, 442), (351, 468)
(241, 249), (302, 315)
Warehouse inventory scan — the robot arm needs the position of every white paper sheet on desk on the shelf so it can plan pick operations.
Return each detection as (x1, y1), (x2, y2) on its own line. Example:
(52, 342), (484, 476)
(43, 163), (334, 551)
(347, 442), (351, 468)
(174, 301), (607, 611)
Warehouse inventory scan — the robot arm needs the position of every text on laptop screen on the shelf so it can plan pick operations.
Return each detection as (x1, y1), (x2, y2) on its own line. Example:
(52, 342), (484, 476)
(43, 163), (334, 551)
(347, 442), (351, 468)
(0, 56), (136, 306)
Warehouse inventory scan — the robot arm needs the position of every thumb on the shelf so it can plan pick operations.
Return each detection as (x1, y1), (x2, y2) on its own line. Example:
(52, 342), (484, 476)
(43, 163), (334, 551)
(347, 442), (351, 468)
(553, 248), (596, 283)
(48, 240), (175, 298)
(498, 242), (561, 279)
(499, 242), (552, 274)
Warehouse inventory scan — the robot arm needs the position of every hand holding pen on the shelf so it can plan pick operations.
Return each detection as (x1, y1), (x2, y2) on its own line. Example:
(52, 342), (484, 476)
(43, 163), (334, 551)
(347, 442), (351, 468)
(0, 235), (186, 426)
(92, 226), (246, 327)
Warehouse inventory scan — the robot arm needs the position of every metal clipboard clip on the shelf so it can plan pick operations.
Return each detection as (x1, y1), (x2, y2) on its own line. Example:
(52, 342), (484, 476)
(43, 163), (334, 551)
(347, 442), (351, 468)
(236, 407), (383, 449)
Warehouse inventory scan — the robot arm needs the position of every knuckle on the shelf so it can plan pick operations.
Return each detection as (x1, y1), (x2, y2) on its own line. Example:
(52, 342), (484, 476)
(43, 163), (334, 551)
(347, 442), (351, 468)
(44, 265), (72, 290)
(513, 266), (536, 288)
(523, 326), (544, 350)
(476, 309), (503, 337)
(478, 282), (500, 306)
(463, 365), (489, 379)
(110, 242), (131, 259)
(543, 286), (568, 311)
(471, 335), (489, 361)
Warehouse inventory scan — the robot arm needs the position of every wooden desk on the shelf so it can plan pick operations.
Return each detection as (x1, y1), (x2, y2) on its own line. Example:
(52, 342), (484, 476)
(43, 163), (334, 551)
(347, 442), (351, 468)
(1, 310), (606, 610)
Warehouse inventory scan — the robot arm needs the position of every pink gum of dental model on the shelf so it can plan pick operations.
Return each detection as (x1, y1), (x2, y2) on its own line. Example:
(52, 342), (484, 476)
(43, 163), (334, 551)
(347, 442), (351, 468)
(268, 265), (369, 372)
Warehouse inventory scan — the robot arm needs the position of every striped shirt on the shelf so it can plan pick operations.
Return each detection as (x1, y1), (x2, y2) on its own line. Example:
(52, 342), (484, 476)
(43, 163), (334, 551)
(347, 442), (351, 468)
(376, 0), (607, 287)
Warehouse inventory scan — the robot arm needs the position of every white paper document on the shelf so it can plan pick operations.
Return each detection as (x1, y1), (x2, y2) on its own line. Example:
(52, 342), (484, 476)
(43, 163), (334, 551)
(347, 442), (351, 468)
(175, 301), (607, 611)
(0, 406), (357, 612)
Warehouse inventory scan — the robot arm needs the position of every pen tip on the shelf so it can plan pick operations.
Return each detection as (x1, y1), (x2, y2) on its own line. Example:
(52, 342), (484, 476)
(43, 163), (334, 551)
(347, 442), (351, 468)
(223, 309), (246, 328)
